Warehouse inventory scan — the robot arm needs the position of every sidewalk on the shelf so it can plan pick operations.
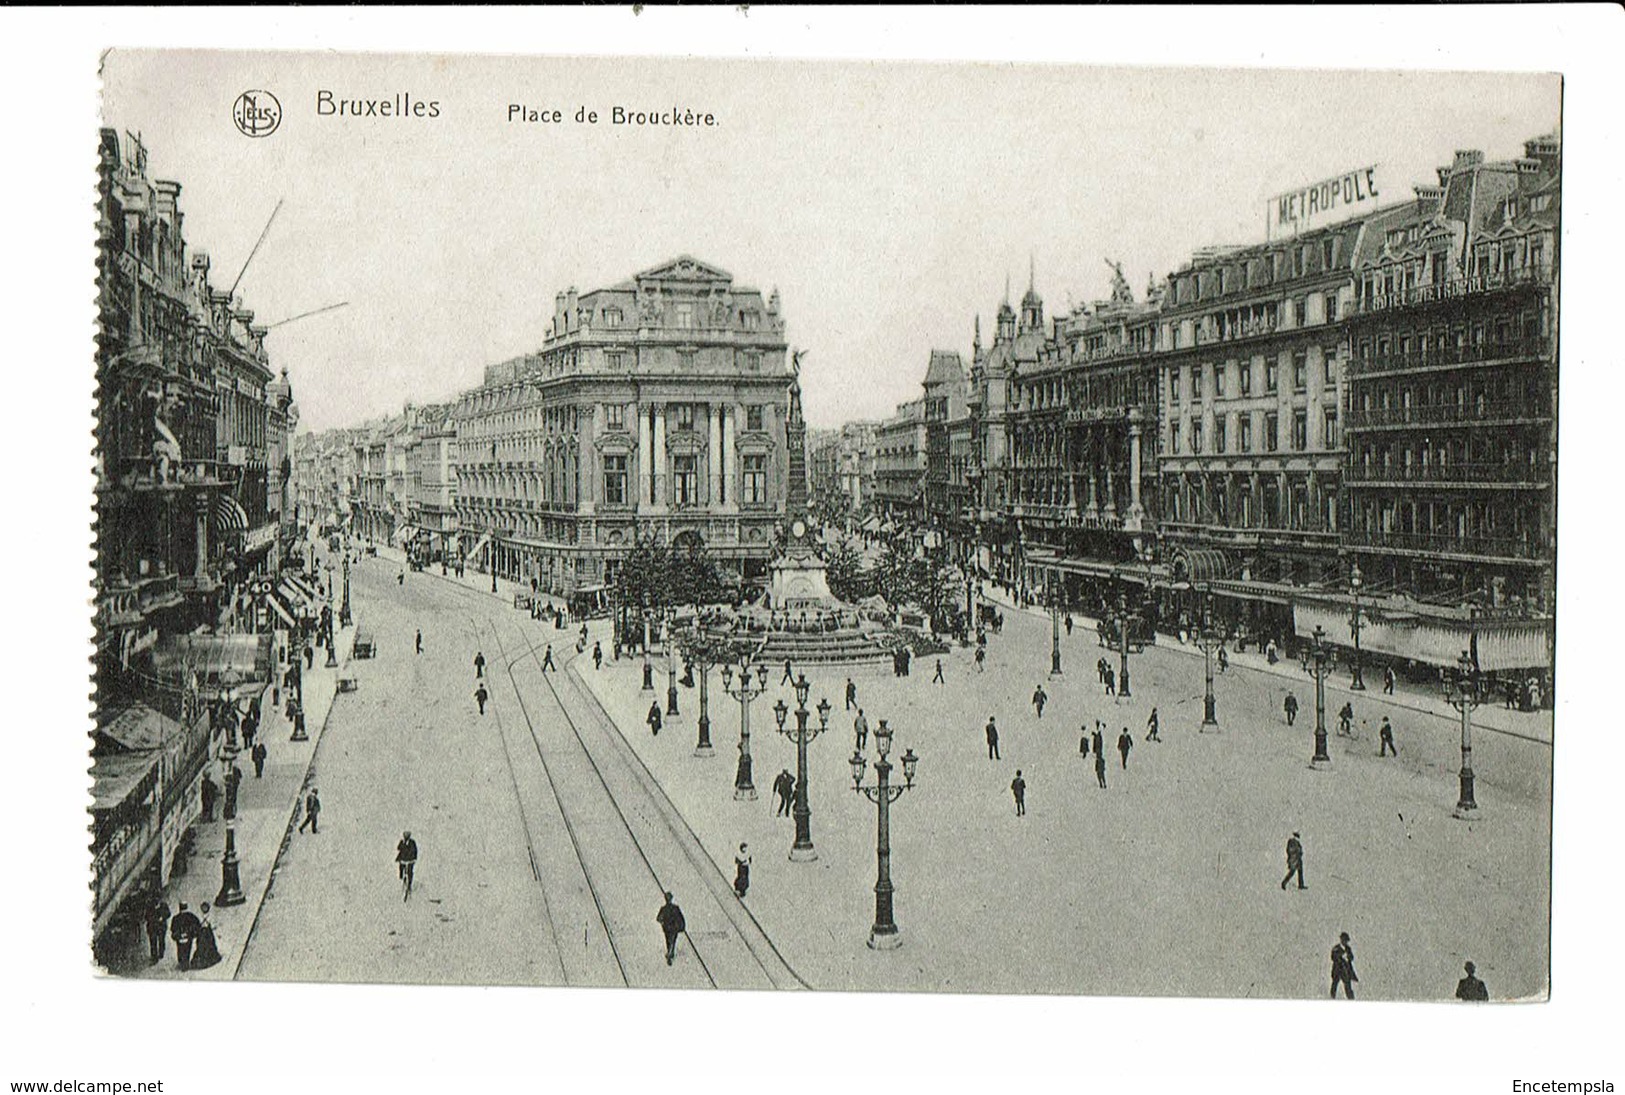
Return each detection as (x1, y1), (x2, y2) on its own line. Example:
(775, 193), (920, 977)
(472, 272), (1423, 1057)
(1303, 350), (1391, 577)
(979, 584), (1552, 745)
(366, 542), (566, 614)
(123, 622), (353, 981)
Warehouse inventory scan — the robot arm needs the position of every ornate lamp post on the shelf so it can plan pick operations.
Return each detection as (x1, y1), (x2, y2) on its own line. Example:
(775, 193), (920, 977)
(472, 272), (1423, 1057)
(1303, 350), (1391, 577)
(849, 720), (918, 950)
(774, 674), (830, 862)
(339, 555), (352, 628)
(215, 823), (246, 907)
(1111, 591), (1134, 700)
(666, 610), (680, 717)
(720, 659), (767, 800)
(1303, 624), (1335, 769)
(1348, 562), (1366, 690)
(1194, 585), (1223, 731)
(322, 562), (338, 668)
(640, 603), (654, 692)
(681, 629), (722, 758)
(1443, 650), (1490, 818)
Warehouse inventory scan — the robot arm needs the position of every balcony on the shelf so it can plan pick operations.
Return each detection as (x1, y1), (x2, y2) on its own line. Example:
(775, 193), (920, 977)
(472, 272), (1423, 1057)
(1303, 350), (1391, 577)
(98, 572), (183, 628)
(1354, 266), (1552, 315)
(1344, 461), (1550, 488)
(1350, 338), (1552, 380)
(1347, 529), (1546, 562)
(1345, 396), (1553, 431)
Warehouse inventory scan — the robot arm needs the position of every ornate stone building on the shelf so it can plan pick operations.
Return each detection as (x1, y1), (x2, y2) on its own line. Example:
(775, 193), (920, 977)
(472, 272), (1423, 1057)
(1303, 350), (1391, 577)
(453, 257), (794, 594)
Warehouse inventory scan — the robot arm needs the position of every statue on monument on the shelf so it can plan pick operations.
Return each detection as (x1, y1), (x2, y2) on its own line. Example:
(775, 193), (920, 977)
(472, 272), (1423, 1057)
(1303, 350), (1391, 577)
(1105, 258), (1134, 305)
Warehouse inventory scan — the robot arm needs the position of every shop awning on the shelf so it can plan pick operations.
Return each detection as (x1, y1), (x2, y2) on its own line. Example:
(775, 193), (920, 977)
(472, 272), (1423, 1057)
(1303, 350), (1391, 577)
(266, 593), (298, 629)
(469, 532), (492, 560)
(1171, 548), (1234, 584)
(96, 702), (186, 754)
(393, 525), (417, 546)
(214, 494), (249, 533)
(91, 749), (161, 812)
(151, 633), (273, 691)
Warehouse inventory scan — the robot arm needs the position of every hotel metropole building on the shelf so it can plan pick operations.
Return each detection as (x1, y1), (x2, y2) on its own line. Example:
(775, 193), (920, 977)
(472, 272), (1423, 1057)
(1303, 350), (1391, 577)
(453, 257), (795, 594)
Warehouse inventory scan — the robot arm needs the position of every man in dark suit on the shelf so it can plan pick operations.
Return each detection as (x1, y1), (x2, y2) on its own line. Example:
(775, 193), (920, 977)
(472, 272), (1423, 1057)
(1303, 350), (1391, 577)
(1455, 961), (1489, 1001)
(145, 897), (170, 962)
(656, 892), (686, 966)
(772, 769), (795, 817)
(1282, 832), (1306, 890)
(1331, 932), (1358, 999)
(169, 902), (200, 971)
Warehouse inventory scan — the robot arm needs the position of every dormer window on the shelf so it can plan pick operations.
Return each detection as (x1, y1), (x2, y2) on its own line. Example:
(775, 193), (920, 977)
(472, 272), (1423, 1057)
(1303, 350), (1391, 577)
(741, 310), (760, 331)
(602, 306), (623, 327)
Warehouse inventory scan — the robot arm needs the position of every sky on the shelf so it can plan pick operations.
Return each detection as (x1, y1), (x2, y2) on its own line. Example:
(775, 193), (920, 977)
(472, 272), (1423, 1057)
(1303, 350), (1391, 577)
(100, 52), (1559, 432)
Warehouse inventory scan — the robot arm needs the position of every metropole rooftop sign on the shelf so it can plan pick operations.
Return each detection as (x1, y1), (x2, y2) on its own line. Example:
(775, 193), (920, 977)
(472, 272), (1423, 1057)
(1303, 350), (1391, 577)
(1267, 165), (1383, 239)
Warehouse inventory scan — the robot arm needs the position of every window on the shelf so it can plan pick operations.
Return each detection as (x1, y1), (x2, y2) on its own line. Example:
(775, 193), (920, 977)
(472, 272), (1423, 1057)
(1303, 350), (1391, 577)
(1214, 416), (1227, 454)
(1323, 350), (1337, 386)
(1321, 238), (1336, 268)
(1170, 423), (1181, 455)
(1191, 421), (1204, 454)
(1239, 361), (1252, 396)
(674, 303), (695, 329)
(1215, 364), (1227, 399)
(1324, 292), (1338, 323)
(1239, 416), (1253, 452)
(1293, 352), (1307, 392)
(1323, 407), (1338, 448)
(606, 350), (626, 372)
(673, 455), (697, 506)
(1169, 372), (1179, 404)
(1266, 360), (1279, 393)
(1294, 297), (1307, 327)
(1292, 411), (1308, 452)
(741, 310), (760, 331)
(1192, 366), (1203, 403)
(605, 403), (624, 431)
(602, 307), (623, 327)
(676, 404), (695, 431)
(745, 351), (762, 373)
(1265, 412), (1279, 452)
(742, 454), (767, 504)
(746, 405), (764, 431)
(678, 349), (696, 372)
(603, 455), (628, 506)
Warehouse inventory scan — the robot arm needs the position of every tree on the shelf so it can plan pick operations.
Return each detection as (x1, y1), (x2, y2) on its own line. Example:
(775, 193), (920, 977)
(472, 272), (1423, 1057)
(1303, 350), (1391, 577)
(824, 539), (871, 603)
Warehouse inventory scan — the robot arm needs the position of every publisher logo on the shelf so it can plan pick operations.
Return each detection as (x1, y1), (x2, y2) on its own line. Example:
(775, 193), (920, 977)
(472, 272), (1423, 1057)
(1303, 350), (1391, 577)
(233, 90), (282, 138)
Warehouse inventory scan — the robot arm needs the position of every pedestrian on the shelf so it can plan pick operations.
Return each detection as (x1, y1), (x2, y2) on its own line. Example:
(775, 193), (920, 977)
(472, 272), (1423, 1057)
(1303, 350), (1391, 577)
(1011, 770), (1027, 817)
(1104, 665), (1116, 696)
(222, 763), (243, 821)
(189, 903), (222, 971)
(845, 677), (857, 711)
(1284, 693), (1299, 726)
(733, 843), (752, 898)
(240, 715), (257, 752)
(932, 658), (945, 684)
(975, 646), (986, 672)
(1455, 961), (1489, 1002)
(656, 892), (686, 966)
(986, 717), (1001, 760)
(1217, 647), (1229, 673)
(145, 896), (170, 963)
(250, 741), (268, 779)
(1079, 727), (1090, 756)
(1064, 614), (1074, 637)
(304, 644), (314, 670)
(781, 659), (794, 686)
(200, 772), (219, 822)
(398, 570), (405, 586)
(1378, 716), (1397, 756)
(773, 769), (794, 817)
(1117, 727), (1133, 769)
(592, 641), (603, 670)
(647, 700), (663, 736)
(298, 788), (321, 833)
(1094, 739), (1108, 789)
(1266, 639), (1279, 665)
(1338, 701), (1355, 737)
(1146, 707), (1161, 742)
(541, 645), (556, 672)
(415, 629), (423, 655)
(474, 684), (489, 715)
(1097, 657), (1108, 684)
(474, 651), (486, 678)
(169, 902), (200, 971)
(1281, 831), (1305, 890)
(1384, 665), (1396, 695)
(1330, 932), (1358, 999)
(854, 709), (869, 752)
(1032, 685), (1047, 719)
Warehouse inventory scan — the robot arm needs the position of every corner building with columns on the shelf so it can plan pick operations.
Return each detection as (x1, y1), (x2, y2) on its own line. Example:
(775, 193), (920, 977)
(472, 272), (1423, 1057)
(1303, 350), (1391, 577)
(453, 256), (793, 595)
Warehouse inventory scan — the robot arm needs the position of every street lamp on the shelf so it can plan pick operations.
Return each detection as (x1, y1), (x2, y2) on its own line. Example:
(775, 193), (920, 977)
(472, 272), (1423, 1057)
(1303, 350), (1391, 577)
(1110, 591), (1135, 700)
(1302, 624), (1336, 769)
(683, 628), (719, 758)
(1443, 650), (1490, 818)
(720, 659), (767, 800)
(1194, 585), (1223, 731)
(322, 563), (338, 668)
(641, 604), (654, 692)
(849, 720), (919, 950)
(666, 610), (680, 717)
(774, 673), (830, 862)
(1048, 579), (1063, 678)
(1348, 562), (1366, 691)
(339, 555), (352, 628)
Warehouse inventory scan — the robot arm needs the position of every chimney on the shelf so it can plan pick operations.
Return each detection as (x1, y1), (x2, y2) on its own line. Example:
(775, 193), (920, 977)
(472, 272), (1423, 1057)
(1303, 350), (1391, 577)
(1453, 150), (1485, 171)
(565, 286), (579, 332)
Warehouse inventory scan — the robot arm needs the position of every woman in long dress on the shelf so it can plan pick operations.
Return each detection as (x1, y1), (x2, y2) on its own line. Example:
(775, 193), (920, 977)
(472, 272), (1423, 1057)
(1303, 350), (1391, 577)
(733, 843), (751, 899)
(190, 902), (222, 970)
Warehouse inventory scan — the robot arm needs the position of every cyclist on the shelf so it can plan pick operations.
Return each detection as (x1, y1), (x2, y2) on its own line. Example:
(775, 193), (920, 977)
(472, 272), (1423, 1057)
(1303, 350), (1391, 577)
(396, 831), (419, 900)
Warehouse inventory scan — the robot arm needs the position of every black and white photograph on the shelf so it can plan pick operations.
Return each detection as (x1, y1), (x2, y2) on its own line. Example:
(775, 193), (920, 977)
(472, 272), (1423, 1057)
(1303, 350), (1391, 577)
(8, 6), (1624, 1092)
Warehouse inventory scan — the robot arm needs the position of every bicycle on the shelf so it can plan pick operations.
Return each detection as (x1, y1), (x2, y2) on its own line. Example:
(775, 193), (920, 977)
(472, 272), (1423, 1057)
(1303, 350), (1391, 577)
(399, 860), (415, 901)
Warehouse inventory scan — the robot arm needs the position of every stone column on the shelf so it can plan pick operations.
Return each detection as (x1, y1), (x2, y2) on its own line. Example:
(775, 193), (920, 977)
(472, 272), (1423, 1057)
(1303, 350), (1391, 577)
(651, 404), (667, 509)
(722, 405), (738, 513)
(1127, 421), (1145, 522)
(196, 495), (210, 580)
(708, 403), (722, 505)
(638, 404), (653, 508)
